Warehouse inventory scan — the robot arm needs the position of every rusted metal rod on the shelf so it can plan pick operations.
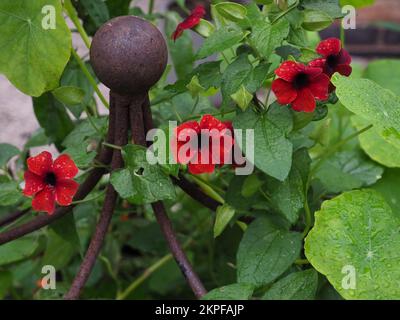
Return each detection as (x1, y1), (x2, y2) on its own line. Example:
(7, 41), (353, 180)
(65, 93), (128, 299)
(131, 94), (207, 298)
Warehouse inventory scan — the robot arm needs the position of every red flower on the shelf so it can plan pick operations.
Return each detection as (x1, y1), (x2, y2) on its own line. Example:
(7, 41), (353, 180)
(172, 5), (206, 41)
(23, 151), (79, 215)
(309, 38), (352, 78)
(172, 115), (234, 174)
(271, 61), (330, 113)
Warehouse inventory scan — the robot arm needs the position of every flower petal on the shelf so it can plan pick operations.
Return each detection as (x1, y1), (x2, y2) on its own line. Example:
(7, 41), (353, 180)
(308, 74), (330, 101)
(336, 64), (352, 77)
(171, 5), (205, 41)
(316, 38), (341, 57)
(53, 154), (79, 180)
(271, 79), (298, 105)
(23, 171), (45, 196)
(188, 162), (215, 175)
(291, 88), (316, 113)
(27, 151), (53, 177)
(308, 58), (326, 69)
(303, 65), (323, 79)
(275, 61), (304, 82)
(200, 114), (226, 131)
(32, 186), (56, 215)
(55, 179), (79, 206)
(337, 48), (352, 65)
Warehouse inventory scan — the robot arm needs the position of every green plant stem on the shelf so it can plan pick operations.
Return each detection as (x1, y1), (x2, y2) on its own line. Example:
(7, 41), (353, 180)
(148, 0), (155, 15)
(71, 190), (106, 205)
(117, 238), (193, 300)
(340, 20), (346, 48)
(102, 142), (122, 150)
(301, 124), (373, 238)
(190, 175), (225, 204)
(295, 258), (310, 265)
(271, 0), (300, 24)
(64, 0), (91, 49)
(71, 49), (109, 110)
(85, 107), (102, 134)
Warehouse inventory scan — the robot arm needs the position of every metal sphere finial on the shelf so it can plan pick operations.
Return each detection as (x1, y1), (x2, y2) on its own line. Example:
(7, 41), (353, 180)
(90, 16), (168, 95)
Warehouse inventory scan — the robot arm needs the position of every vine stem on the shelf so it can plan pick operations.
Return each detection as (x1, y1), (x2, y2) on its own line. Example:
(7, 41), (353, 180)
(71, 49), (109, 110)
(171, 174), (221, 211)
(302, 124), (373, 238)
(65, 92), (128, 300)
(64, 0), (91, 49)
(0, 209), (29, 229)
(136, 96), (207, 298)
(117, 237), (194, 300)
(271, 0), (300, 24)
(0, 103), (116, 245)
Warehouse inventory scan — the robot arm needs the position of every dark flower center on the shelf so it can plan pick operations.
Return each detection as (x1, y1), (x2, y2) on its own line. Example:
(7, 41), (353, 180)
(326, 54), (338, 69)
(293, 73), (309, 89)
(44, 172), (57, 187)
(197, 132), (210, 149)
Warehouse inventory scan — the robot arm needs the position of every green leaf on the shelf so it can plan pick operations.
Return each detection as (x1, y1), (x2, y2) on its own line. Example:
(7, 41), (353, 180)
(0, 182), (22, 206)
(241, 174), (264, 198)
(33, 93), (74, 150)
(202, 283), (254, 300)
(230, 85), (253, 111)
(214, 204), (235, 238)
(364, 59), (400, 97)
(221, 54), (270, 106)
(302, 9), (333, 31)
(62, 117), (107, 148)
(60, 58), (96, 118)
(110, 145), (176, 205)
(214, 2), (247, 22)
(340, 0), (375, 8)
(237, 218), (302, 287)
(250, 19), (290, 59)
(233, 107), (293, 181)
(314, 150), (384, 193)
(265, 149), (310, 224)
(191, 61), (222, 90)
(0, 237), (39, 266)
(186, 75), (206, 98)
(193, 19), (215, 38)
(166, 12), (194, 79)
(372, 169), (400, 214)
(332, 75), (400, 138)
(106, 0), (131, 17)
(0, 143), (19, 167)
(52, 86), (85, 106)
(0, 271), (12, 299)
(80, 0), (110, 27)
(301, 0), (343, 19)
(262, 269), (318, 300)
(305, 189), (400, 299)
(0, 0), (71, 96)
(196, 27), (246, 60)
(43, 214), (80, 269)
(352, 116), (400, 168)
(63, 144), (96, 168)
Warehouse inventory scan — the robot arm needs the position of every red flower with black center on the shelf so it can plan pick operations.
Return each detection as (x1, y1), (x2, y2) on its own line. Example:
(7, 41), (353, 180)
(23, 151), (79, 215)
(309, 38), (352, 79)
(172, 5), (206, 41)
(271, 61), (330, 113)
(172, 115), (234, 174)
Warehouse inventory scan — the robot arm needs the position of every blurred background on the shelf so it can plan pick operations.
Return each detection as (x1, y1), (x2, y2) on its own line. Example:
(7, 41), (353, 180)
(1, 0), (399, 149)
